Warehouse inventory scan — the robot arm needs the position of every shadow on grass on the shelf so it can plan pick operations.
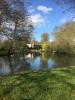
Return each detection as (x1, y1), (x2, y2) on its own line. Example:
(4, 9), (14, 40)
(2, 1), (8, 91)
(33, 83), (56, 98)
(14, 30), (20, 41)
(0, 67), (75, 100)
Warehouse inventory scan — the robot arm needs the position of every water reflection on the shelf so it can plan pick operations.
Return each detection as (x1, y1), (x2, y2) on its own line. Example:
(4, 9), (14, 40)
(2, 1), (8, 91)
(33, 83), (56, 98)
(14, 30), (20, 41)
(0, 57), (11, 75)
(0, 52), (75, 75)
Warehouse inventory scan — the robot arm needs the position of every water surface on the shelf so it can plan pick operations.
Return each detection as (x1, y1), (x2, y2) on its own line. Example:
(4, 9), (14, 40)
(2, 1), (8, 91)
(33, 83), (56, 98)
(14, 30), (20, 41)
(0, 52), (75, 75)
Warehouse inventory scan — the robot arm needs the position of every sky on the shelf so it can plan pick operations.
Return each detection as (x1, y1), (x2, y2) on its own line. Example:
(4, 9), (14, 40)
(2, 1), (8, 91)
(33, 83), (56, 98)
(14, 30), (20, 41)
(28, 0), (75, 41)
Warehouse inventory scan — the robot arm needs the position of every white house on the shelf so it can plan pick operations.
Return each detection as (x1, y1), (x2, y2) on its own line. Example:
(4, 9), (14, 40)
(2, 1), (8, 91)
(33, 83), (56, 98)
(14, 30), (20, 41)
(27, 44), (32, 48)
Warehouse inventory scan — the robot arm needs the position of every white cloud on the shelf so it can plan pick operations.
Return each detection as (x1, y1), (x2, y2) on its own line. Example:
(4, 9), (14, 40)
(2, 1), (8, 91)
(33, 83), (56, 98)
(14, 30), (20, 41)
(30, 14), (45, 27)
(60, 16), (75, 24)
(60, 17), (68, 24)
(72, 18), (75, 22)
(60, 13), (75, 24)
(37, 5), (53, 13)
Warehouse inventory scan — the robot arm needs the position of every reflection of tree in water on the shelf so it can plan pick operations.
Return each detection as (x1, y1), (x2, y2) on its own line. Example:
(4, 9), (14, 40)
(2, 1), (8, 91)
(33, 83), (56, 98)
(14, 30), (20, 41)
(41, 52), (49, 70)
(9, 54), (31, 73)
(1, 53), (75, 75)
(50, 54), (75, 67)
(33, 52), (41, 58)
(41, 52), (75, 68)
(25, 53), (42, 70)
(0, 56), (11, 75)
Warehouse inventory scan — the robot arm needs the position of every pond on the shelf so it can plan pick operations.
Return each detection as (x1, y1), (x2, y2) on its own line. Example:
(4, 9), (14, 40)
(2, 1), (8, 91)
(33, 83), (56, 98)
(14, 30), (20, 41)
(0, 52), (75, 75)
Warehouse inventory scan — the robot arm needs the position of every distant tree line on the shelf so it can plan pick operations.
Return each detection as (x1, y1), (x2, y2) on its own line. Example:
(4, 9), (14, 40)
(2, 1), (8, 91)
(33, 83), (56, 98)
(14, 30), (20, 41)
(41, 21), (75, 54)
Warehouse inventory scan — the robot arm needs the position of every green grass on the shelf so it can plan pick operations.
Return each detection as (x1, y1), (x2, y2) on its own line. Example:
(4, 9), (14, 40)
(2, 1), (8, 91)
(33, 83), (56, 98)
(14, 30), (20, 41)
(0, 67), (75, 100)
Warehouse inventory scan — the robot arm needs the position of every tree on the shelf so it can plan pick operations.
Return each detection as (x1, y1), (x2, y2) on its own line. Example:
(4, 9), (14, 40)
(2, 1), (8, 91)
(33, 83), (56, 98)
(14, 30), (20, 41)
(42, 42), (50, 52)
(9, 0), (32, 52)
(0, 0), (33, 53)
(53, 21), (75, 54)
(0, 0), (10, 26)
(53, 22), (75, 42)
(41, 33), (49, 42)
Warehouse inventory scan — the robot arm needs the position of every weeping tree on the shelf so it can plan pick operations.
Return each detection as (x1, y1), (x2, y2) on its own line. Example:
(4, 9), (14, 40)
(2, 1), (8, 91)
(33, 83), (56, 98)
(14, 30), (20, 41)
(0, 0), (33, 53)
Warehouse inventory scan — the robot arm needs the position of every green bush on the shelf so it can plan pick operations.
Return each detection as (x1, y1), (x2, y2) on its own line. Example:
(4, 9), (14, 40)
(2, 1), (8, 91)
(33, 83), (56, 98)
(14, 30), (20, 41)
(42, 42), (51, 52)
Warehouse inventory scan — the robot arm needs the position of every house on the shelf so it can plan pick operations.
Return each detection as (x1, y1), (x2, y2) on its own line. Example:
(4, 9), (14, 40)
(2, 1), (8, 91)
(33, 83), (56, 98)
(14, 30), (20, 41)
(27, 41), (42, 49)
(27, 41), (35, 48)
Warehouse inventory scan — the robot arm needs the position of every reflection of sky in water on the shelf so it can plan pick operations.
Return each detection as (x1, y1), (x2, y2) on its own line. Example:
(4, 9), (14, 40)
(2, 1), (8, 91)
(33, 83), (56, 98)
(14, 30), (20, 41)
(48, 59), (55, 68)
(30, 57), (41, 70)
(1, 53), (75, 75)
(0, 65), (10, 75)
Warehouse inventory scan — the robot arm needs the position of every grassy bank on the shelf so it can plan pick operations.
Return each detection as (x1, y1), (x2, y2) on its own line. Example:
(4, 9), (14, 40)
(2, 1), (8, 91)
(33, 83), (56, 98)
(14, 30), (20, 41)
(0, 67), (75, 100)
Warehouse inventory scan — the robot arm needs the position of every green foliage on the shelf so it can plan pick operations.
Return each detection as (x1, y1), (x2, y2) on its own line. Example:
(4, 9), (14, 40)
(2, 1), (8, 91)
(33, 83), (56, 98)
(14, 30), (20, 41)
(42, 42), (51, 52)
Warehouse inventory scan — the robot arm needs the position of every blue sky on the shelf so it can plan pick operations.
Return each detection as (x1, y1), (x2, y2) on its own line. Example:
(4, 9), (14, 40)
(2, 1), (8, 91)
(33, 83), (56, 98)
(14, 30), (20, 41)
(28, 0), (75, 41)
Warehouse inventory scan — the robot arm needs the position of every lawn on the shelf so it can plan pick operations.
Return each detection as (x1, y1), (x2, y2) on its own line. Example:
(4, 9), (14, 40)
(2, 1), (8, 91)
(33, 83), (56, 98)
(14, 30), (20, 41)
(0, 67), (75, 100)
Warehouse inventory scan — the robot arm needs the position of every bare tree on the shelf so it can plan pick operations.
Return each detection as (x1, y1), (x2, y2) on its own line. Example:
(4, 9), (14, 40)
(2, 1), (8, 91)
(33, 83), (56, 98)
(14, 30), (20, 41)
(0, 0), (33, 53)
(52, 21), (75, 53)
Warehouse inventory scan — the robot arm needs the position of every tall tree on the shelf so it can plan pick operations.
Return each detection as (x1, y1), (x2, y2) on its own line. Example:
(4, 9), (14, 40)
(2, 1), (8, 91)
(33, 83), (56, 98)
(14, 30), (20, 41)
(53, 22), (75, 42)
(0, 0), (33, 53)
(53, 21), (75, 53)
(0, 0), (10, 24)
(41, 33), (49, 42)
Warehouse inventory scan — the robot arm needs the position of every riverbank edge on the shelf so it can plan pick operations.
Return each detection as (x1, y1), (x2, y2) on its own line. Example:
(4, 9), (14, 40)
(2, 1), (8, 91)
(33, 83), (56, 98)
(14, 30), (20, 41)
(0, 66), (75, 77)
(1, 49), (75, 56)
